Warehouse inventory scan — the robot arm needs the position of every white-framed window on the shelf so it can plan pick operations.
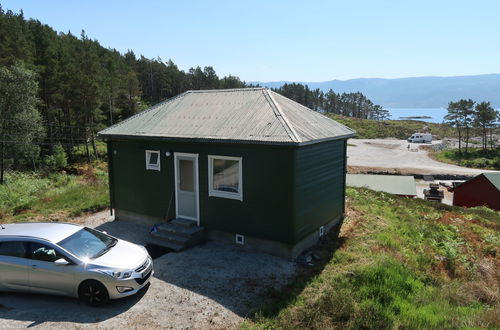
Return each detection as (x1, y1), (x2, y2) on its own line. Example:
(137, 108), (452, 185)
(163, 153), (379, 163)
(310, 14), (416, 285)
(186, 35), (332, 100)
(145, 150), (160, 171)
(208, 155), (242, 201)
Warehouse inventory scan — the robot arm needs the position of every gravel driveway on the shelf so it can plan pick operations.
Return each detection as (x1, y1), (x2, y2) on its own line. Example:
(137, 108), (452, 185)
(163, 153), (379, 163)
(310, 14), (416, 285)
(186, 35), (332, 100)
(0, 212), (297, 329)
(347, 138), (493, 176)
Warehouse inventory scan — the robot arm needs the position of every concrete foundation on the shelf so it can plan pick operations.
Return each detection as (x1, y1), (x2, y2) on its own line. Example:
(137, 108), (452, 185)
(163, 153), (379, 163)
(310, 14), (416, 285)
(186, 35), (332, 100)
(205, 214), (343, 260)
(115, 207), (343, 260)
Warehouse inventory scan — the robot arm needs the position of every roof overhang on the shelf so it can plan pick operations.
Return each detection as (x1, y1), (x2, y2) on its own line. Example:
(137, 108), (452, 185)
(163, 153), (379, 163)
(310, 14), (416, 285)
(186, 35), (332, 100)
(98, 131), (357, 147)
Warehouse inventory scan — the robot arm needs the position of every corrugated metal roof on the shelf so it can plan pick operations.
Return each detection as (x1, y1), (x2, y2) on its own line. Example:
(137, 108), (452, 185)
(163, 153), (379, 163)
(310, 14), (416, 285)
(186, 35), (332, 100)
(98, 88), (356, 145)
(483, 172), (500, 190)
(346, 174), (417, 196)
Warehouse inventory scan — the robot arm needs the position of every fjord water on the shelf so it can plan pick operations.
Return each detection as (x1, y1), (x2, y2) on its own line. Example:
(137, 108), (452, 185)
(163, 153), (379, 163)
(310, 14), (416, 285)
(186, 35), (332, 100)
(387, 108), (447, 123)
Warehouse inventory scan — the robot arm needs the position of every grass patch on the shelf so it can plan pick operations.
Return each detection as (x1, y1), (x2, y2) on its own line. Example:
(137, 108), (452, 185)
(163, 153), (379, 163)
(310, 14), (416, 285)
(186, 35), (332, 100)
(248, 188), (499, 329)
(330, 114), (456, 139)
(0, 162), (109, 223)
(432, 148), (500, 170)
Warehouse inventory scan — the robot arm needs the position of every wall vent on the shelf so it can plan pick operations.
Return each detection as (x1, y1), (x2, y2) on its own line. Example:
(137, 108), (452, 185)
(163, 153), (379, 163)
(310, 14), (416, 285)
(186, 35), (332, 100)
(319, 226), (325, 237)
(235, 234), (244, 245)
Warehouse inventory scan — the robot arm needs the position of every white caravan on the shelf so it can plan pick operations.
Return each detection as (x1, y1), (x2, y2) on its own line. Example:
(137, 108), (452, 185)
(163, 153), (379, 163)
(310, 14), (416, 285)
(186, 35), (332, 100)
(407, 133), (432, 143)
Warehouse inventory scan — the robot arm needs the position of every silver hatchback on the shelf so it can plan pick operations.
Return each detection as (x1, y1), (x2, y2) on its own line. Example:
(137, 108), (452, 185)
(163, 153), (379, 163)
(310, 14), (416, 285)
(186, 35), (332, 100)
(0, 222), (153, 306)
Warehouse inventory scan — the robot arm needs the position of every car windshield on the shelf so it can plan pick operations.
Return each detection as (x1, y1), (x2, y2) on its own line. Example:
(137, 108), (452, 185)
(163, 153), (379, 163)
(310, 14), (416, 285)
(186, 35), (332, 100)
(57, 227), (117, 260)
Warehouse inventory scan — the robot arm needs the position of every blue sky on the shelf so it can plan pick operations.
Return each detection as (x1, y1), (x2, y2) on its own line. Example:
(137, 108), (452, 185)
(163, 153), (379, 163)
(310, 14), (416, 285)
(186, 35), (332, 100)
(2, 0), (499, 82)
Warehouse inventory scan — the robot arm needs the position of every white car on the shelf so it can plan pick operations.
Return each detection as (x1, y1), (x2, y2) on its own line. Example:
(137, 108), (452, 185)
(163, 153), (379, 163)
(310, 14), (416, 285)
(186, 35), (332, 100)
(0, 222), (153, 306)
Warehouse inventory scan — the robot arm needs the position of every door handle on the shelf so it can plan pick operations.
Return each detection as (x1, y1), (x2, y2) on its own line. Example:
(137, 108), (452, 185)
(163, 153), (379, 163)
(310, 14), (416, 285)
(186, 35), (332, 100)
(31, 265), (37, 269)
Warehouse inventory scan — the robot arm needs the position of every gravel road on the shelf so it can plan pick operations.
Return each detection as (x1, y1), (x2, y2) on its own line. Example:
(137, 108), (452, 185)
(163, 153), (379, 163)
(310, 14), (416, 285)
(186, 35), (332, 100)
(347, 138), (493, 176)
(0, 212), (297, 329)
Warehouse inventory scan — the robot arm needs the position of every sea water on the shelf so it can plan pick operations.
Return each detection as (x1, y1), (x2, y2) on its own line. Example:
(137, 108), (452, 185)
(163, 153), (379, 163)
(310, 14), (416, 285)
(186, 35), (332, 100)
(386, 108), (448, 123)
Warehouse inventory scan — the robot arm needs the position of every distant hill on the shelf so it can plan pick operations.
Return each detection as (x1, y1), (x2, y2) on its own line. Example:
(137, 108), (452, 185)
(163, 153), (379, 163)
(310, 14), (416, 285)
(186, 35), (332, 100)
(253, 74), (500, 108)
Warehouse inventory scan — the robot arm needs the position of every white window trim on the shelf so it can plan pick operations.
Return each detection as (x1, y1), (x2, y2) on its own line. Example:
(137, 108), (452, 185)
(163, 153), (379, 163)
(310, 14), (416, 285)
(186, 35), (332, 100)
(208, 155), (243, 201)
(145, 150), (160, 171)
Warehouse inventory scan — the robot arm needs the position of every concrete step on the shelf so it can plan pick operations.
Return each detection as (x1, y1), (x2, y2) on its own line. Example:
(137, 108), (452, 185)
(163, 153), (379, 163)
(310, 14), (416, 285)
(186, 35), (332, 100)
(171, 218), (197, 228)
(156, 223), (204, 238)
(151, 230), (189, 245)
(150, 219), (204, 252)
(146, 237), (184, 252)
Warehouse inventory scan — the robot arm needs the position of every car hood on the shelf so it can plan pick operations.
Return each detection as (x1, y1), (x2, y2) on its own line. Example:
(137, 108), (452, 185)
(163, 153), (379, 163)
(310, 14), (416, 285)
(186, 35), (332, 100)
(91, 239), (147, 270)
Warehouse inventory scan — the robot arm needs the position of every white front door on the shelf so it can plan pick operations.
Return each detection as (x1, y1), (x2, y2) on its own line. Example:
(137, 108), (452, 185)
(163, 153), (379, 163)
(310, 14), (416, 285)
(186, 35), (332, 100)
(174, 153), (199, 224)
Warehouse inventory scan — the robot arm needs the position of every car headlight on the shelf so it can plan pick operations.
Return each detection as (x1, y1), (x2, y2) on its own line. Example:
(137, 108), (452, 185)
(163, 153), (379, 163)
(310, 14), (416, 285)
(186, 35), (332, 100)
(99, 269), (132, 279)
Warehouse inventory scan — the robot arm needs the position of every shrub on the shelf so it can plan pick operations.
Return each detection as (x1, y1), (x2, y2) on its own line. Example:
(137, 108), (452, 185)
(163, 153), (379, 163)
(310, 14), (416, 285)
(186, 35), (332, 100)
(43, 144), (68, 171)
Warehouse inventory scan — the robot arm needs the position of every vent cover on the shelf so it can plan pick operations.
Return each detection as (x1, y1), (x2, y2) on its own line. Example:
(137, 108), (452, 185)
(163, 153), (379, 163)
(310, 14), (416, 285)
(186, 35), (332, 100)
(235, 234), (244, 245)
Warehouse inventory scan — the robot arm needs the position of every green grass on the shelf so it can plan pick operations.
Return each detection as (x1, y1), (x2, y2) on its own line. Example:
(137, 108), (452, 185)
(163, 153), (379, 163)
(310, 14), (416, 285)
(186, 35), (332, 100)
(432, 148), (500, 170)
(0, 162), (109, 223)
(329, 114), (456, 139)
(248, 188), (499, 329)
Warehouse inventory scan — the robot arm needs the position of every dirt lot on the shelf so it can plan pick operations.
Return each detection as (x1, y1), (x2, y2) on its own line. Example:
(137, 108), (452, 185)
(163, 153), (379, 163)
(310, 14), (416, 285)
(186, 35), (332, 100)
(0, 212), (297, 329)
(347, 138), (492, 176)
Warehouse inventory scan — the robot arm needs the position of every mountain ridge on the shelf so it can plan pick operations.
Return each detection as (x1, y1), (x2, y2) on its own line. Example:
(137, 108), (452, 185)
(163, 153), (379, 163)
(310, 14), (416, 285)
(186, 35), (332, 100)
(252, 74), (500, 108)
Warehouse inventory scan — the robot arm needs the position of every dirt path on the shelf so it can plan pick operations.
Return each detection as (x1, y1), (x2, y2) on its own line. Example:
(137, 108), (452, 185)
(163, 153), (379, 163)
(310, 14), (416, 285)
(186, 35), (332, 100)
(347, 139), (494, 176)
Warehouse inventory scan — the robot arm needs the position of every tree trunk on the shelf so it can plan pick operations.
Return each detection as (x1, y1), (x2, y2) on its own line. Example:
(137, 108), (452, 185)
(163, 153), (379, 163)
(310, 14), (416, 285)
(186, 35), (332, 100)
(482, 125), (488, 152)
(0, 141), (4, 185)
(465, 126), (469, 153)
(91, 131), (98, 161)
(84, 129), (91, 163)
(490, 128), (494, 150)
(457, 126), (462, 154)
(108, 94), (113, 125)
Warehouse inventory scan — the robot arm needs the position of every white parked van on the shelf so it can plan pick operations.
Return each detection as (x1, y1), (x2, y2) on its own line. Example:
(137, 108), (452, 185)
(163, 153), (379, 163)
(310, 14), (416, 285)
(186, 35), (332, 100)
(407, 133), (432, 143)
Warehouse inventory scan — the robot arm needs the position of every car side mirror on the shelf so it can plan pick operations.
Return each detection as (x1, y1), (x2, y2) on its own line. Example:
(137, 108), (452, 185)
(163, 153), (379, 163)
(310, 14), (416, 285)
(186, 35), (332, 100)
(54, 258), (70, 266)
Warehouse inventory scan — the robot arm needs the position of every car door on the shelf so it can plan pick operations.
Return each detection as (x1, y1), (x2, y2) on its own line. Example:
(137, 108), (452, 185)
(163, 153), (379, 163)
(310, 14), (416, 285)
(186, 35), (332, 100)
(28, 242), (77, 296)
(0, 241), (30, 291)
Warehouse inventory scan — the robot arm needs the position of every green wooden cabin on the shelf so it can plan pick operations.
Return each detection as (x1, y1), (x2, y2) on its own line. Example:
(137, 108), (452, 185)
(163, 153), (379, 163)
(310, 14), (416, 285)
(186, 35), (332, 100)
(98, 88), (356, 259)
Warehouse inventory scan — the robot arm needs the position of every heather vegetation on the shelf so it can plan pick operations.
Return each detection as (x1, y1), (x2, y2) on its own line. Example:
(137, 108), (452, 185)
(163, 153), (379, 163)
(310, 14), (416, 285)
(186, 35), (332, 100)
(432, 148), (500, 170)
(330, 114), (456, 139)
(249, 188), (499, 329)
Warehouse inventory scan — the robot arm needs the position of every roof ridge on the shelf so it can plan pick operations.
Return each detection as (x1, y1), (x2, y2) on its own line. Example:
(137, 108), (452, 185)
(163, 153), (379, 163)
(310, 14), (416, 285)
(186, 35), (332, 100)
(187, 87), (266, 93)
(263, 89), (301, 143)
(98, 91), (190, 135)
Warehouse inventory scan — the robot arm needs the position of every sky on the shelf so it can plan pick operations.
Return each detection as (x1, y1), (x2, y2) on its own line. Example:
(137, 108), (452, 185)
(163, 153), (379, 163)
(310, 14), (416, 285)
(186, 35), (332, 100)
(2, 0), (500, 82)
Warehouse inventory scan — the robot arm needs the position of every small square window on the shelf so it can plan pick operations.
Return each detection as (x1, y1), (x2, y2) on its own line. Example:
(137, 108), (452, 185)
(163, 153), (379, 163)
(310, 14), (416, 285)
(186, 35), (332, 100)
(146, 150), (160, 171)
(235, 234), (244, 245)
(208, 155), (242, 201)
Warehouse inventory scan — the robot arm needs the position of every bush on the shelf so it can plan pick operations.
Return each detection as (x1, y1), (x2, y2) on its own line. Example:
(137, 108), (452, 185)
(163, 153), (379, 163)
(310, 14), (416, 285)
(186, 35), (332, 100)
(44, 144), (68, 171)
(460, 158), (492, 168)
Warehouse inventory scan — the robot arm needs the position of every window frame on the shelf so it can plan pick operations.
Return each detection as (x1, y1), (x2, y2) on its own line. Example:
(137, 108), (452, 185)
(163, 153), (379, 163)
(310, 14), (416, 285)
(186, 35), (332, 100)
(145, 150), (161, 171)
(208, 155), (243, 201)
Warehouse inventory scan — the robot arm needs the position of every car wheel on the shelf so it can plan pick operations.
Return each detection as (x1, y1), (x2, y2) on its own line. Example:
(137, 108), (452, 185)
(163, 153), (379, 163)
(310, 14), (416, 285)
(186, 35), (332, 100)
(79, 280), (109, 307)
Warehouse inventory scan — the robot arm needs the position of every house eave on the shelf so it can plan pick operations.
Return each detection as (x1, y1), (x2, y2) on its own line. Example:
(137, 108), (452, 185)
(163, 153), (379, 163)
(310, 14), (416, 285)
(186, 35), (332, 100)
(98, 132), (357, 146)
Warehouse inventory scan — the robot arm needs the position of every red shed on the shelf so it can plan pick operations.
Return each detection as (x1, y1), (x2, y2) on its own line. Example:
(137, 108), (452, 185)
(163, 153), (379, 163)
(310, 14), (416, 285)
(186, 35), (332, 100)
(452, 172), (500, 211)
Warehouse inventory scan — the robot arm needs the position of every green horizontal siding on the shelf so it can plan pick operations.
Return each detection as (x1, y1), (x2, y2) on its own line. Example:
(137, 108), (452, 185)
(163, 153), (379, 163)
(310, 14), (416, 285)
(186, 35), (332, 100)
(110, 140), (296, 244)
(293, 140), (346, 242)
